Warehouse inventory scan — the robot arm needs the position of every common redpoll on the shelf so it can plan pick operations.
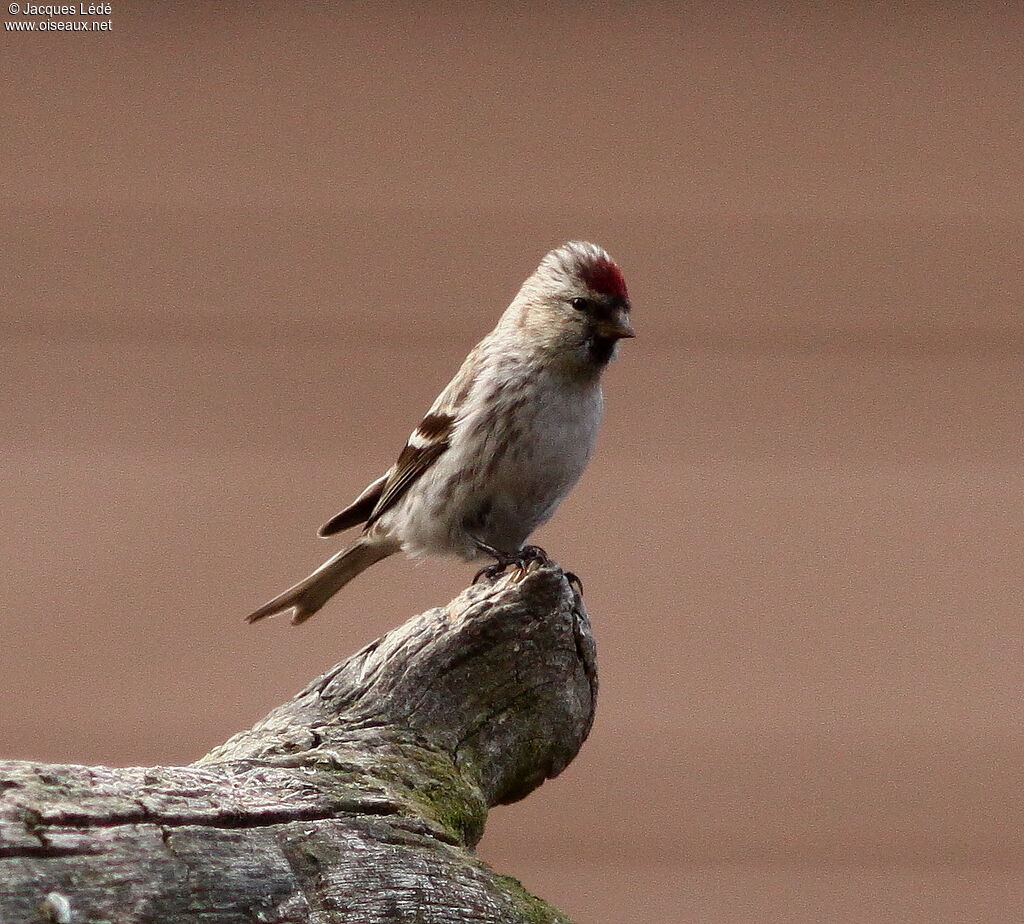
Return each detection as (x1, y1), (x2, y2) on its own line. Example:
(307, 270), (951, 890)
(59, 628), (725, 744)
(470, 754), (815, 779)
(246, 241), (634, 625)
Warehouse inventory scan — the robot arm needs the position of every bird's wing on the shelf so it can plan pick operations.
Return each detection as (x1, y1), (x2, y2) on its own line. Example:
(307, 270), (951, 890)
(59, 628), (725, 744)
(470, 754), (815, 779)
(361, 346), (483, 528)
(318, 472), (389, 537)
(363, 427), (451, 527)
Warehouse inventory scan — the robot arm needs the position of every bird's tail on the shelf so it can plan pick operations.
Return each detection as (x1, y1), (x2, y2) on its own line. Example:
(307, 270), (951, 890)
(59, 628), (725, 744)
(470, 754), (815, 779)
(245, 536), (400, 626)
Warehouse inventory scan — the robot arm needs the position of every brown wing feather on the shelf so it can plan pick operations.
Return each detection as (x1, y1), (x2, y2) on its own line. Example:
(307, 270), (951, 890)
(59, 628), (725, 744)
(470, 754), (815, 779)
(318, 472), (388, 537)
(365, 420), (453, 527)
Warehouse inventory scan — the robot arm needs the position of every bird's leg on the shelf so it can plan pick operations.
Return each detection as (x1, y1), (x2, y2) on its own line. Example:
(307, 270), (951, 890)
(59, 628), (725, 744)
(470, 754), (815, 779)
(564, 571), (584, 595)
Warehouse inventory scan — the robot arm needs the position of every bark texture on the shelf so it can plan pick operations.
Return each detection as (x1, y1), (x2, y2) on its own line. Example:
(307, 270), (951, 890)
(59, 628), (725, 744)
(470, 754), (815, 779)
(0, 564), (597, 923)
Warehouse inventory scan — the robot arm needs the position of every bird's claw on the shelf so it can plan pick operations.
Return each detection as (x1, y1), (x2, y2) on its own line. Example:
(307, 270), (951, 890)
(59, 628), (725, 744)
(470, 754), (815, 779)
(564, 570), (584, 595)
(473, 561), (510, 584)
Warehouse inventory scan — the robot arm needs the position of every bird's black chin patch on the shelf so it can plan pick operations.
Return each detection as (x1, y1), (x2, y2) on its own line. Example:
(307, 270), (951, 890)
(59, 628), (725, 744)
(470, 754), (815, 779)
(587, 334), (617, 365)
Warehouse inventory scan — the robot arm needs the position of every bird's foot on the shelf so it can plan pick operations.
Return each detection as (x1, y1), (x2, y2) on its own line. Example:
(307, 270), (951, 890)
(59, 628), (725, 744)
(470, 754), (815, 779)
(472, 543), (551, 584)
(517, 545), (551, 567)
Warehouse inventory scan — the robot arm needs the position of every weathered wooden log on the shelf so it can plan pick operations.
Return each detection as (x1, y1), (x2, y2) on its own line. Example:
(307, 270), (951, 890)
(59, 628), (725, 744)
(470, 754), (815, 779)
(0, 563), (596, 923)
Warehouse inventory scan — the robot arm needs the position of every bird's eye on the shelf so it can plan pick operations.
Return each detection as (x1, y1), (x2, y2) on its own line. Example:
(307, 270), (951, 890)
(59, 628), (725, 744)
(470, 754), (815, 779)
(570, 296), (590, 312)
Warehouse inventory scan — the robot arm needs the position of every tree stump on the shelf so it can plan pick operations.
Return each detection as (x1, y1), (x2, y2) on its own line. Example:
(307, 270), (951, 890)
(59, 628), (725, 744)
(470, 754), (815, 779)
(0, 564), (597, 923)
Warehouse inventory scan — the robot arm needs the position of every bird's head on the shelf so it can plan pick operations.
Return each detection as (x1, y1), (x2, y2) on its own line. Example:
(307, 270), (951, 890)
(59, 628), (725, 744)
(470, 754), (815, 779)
(505, 241), (635, 371)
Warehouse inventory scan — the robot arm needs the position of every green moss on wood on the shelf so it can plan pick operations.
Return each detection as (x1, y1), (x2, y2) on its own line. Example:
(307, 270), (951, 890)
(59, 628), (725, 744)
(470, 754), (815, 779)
(491, 872), (572, 924)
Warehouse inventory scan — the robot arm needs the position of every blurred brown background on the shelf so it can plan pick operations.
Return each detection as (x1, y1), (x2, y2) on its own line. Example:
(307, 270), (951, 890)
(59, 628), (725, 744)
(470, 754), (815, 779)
(3, 3), (1023, 921)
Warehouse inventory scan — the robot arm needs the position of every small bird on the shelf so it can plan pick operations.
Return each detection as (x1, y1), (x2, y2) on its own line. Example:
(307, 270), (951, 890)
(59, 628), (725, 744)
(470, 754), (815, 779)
(246, 241), (634, 625)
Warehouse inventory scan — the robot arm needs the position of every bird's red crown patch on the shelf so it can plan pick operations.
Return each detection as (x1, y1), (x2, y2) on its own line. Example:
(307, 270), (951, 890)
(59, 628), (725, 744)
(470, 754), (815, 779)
(581, 258), (629, 300)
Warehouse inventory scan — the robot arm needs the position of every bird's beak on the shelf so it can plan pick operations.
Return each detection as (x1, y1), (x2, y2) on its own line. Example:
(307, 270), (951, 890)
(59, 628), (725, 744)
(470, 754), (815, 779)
(597, 312), (636, 340)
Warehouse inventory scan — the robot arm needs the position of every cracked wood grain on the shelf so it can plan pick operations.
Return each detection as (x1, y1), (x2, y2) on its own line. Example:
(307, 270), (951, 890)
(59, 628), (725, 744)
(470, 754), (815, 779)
(0, 564), (596, 923)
